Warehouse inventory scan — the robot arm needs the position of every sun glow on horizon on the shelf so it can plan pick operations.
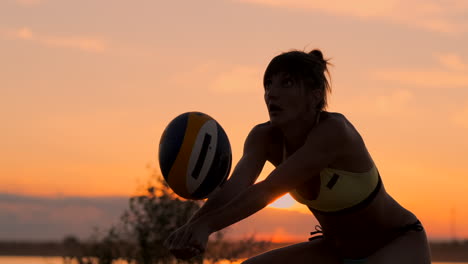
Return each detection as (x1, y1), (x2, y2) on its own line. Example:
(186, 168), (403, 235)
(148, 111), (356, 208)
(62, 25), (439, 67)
(268, 193), (297, 209)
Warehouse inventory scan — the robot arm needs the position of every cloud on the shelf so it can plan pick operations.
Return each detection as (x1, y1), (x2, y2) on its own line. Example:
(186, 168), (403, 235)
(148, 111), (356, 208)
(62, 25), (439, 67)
(15, 27), (33, 39)
(237, 0), (397, 17)
(373, 69), (468, 88)
(0, 193), (127, 240)
(374, 89), (413, 114)
(372, 53), (468, 88)
(171, 62), (264, 94)
(210, 65), (263, 94)
(41, 35), (107, 53)
(15, 0), (45, 7)
(1, 26), (107, 53)
(452, 103), (468, 129)
(436, 53), (468, 72)
(336, 88), (414, 117)
(235, 0), (468, 34)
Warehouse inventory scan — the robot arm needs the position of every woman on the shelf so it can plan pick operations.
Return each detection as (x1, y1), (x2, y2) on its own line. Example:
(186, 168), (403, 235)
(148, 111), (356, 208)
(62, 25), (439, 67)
(164, 49), (431, 263)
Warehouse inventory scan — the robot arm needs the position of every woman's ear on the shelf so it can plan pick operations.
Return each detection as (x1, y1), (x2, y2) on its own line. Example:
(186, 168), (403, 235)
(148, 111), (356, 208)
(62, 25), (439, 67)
(312, 89), (323, 108)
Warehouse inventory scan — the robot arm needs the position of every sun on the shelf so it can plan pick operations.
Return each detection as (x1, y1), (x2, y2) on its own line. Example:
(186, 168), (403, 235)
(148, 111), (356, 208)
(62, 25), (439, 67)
(268, 193), (296, 209)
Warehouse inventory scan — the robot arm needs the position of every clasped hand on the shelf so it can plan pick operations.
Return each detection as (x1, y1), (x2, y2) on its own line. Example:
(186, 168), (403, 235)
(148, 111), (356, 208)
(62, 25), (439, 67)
(164, 221), (210, 260)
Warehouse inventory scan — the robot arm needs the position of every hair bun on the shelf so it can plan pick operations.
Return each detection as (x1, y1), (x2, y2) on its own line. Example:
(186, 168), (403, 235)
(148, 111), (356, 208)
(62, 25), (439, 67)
(309, 49), (324, 62)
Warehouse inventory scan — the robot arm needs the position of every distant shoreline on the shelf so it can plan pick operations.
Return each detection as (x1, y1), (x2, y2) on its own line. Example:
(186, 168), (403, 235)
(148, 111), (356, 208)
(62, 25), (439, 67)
(1, 240), (467, 262)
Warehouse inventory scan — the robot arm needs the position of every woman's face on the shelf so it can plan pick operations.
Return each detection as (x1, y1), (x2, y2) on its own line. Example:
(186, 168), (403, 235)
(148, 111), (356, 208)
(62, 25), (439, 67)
(264, 72), (317, 127)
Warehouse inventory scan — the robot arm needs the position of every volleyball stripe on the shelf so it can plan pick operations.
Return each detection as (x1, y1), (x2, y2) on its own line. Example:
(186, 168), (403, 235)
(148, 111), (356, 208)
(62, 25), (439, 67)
(191, 123), (232, 199)
(186, 119), (218, 194)
(167, 112), (213, 198)
(191, 133), (212, 180)
(158, 113), (188, 181)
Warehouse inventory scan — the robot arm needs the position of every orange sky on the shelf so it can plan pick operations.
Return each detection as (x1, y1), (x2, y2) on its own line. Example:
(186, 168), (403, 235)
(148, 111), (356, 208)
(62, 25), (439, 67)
(1, 0), (467, 241)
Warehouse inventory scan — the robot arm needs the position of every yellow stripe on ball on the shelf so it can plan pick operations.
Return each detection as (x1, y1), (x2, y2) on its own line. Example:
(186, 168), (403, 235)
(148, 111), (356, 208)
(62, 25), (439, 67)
(167, 112), (213, 198)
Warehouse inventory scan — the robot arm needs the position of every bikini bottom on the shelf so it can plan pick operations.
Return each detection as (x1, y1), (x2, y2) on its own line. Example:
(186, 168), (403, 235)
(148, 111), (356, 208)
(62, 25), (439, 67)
(308, 220), (424, 264)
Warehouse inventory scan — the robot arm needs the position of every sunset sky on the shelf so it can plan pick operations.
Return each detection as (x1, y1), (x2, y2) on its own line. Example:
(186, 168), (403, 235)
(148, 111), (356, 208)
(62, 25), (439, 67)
(1, 0), (467, 242)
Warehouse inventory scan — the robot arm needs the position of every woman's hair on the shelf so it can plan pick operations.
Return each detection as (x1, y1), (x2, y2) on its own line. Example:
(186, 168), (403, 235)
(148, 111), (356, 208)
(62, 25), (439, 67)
(263, 49), (332, 110)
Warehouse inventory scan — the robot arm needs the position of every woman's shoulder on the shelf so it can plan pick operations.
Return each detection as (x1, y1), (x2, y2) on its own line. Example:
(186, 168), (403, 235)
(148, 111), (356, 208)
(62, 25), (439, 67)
(320, 112), (373, 171)
(319, 111), (355, 135)
(246, 121), (278, 143)
(250, 121), (283, 139)
(314, 111), (347, 134)
(321, 111), (347, 123)
(246, 121), (283, 165)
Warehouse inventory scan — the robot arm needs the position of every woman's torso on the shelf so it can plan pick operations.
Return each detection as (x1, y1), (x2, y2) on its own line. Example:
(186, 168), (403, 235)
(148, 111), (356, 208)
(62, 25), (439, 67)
(264, 111), (418, 258)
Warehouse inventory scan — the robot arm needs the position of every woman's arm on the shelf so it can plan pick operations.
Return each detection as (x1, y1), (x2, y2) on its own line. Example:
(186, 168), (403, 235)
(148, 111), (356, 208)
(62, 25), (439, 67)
(188, 153), (265, 222)
(186, 123), (270, 223)
(166, 118), (349, 257)
(196, 117), (348, 234)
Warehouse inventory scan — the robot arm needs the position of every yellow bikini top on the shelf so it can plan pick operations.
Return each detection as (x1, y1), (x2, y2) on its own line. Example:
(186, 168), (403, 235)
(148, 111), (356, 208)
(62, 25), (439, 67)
(285, 111), (382, 213)
(289, 164), (381, 213)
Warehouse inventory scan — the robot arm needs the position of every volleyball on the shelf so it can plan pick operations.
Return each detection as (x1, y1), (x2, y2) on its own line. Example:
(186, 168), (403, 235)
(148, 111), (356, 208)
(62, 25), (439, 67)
(158, 112), (232, 200)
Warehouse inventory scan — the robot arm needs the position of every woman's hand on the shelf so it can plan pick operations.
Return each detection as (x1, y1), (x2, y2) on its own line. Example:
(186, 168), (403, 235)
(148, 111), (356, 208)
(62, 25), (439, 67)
(164, 221), (211, 260)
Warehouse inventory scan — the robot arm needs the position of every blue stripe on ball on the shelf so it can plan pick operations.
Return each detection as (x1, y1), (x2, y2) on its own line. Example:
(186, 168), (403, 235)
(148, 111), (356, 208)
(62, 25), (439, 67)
(159, 113), (188, 181)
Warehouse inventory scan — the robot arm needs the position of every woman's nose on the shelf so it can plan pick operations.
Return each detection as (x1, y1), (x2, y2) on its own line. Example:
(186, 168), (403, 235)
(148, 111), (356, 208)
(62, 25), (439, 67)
(265, 85), (280, 99)
(265, 91), (276, 102)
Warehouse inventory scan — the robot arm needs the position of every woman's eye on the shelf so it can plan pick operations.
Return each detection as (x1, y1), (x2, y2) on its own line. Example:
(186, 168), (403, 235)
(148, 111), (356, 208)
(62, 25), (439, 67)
(283, 78), (293, 87)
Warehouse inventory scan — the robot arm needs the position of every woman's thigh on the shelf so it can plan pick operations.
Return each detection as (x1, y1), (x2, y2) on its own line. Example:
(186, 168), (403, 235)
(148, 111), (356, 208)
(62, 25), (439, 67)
(366, 228), (431, 264)
(241, 238), (342, 264)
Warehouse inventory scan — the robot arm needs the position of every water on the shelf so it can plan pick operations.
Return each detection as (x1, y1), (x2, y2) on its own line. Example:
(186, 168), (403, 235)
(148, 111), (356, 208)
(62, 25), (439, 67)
(0, 257), (464, 264)
(0, 257), (63, 264)
(0, 257), (243, 264)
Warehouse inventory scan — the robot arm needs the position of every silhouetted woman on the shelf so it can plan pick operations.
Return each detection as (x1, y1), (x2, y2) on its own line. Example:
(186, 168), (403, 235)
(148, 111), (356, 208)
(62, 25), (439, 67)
(165, 49), (431, 264)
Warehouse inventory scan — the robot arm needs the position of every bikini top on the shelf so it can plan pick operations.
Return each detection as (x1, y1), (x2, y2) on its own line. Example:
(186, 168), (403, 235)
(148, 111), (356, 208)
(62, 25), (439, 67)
(289, 162), (381, 213)
(284, 112), (382, 214)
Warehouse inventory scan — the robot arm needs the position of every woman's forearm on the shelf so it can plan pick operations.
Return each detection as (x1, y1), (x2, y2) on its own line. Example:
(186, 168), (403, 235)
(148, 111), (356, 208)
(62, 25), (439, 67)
(188, 158), (263, 224)
(188, 188), (232, 223)
(197, 181), (275, 234)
